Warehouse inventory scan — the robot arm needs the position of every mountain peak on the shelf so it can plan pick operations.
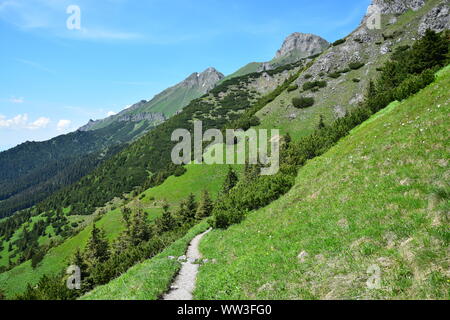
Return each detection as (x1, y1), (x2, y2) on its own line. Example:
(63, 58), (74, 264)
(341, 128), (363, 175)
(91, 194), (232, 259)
(202, 66), (220, 74)
(275, 32), (329, 60)
(184, 67), (224, 91)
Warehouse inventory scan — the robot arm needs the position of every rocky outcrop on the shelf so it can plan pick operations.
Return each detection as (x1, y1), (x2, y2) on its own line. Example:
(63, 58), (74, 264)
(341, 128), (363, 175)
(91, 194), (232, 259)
(370, 0), (426, 14)
(78, 100), (155, 131)
(248, 33), (330, 73)
(79, 110), (166, 131)
(275, 32), (330, 60)
(418, 2), (449, 35)
(115, 112), (166, 123)
(78, 119), (97, 131)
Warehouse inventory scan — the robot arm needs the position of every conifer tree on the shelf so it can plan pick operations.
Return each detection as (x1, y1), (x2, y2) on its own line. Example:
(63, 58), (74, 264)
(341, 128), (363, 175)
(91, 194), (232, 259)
(175, 194), (197, 223)
(113, 207), (151, 254)
(222, 166), (238, 194)
(84, 224), (109, 266)
(175, 200), (188, 223)
(121, 207), (132, 226)
(128, 208), (151, 245)
(411, 29), (448, 73)
(70, 248), (89, 289)
(186, 193), (197, 218)
(196, 190), (214, 219)
(72, 249), (87, 273)
(158, 201), (176, 232)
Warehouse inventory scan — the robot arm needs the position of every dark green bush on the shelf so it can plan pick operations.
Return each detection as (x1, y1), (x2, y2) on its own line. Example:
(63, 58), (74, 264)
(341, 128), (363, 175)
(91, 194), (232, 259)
(349, 62), (365, 70)
(292, 96), (315, 109)
(328, 72), (341, 79)
(352, 78), (361, 83)
(303, 81), (327, 91)
(304, 74), (313, 79)
(332, 39), (346, 46)
(211, 174), (295, 228)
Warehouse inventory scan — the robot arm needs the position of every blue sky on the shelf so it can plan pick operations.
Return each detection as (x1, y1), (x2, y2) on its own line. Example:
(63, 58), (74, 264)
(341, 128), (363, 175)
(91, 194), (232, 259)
(0, 0), (371, 151)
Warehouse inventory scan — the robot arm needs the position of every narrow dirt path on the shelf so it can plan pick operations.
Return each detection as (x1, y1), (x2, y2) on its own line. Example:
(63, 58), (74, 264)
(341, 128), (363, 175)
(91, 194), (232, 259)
(163, 228), (211, 300)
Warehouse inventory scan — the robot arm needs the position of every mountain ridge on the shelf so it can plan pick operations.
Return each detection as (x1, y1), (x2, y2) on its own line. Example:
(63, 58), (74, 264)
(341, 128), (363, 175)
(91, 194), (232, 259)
(80, 67), (224, 131)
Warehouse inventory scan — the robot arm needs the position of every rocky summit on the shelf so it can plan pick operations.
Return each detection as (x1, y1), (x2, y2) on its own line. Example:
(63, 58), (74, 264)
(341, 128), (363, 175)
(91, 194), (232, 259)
(275, 32), (330, 60)
(184, 67), (224, 92)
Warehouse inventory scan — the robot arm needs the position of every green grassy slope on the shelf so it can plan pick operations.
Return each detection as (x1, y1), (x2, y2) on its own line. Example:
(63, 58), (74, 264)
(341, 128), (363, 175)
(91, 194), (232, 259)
(141, 161), (242, 207)
(194, 67), (450, 300)
(143, 85), (203, 117)
(220, 62), (263, 84)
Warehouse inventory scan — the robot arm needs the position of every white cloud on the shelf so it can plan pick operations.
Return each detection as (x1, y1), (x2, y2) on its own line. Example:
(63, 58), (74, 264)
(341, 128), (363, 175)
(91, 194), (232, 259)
(10, 96), (25, 103)
(28, 117), (50, 129)
(57, 119), (72, 131)
(0, 114), (50, 130)
(107, 111), (117, 117)
(0, 114), (28, 128)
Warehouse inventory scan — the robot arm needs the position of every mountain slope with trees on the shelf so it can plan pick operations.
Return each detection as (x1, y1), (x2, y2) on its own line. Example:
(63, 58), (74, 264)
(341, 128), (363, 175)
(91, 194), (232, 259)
(0, 0), (448, 300)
